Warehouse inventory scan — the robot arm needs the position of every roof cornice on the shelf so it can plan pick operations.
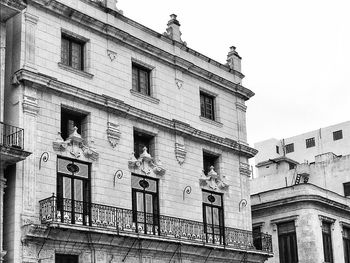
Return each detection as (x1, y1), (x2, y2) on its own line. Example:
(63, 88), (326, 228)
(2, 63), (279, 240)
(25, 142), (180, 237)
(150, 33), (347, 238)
(14, 69), (258, 158)
(28, 0), (254, 101)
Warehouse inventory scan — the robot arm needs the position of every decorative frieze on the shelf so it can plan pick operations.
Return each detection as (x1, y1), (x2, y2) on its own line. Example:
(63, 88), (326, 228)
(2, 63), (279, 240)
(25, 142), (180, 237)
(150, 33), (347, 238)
(53, 127), (99, 161)
(199, 166), (229, 190)
(106, 122), (121, 148)
(22, 95), (39, 116)
(239, 162), (251, 177)
(128, 147), (166, 177)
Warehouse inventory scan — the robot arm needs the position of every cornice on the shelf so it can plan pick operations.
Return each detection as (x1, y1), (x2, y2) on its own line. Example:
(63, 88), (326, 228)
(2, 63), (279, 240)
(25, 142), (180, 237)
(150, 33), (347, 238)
(28, 0), (254, 101)
(14, 69), (258, 158)
(0, 0), (26, 12)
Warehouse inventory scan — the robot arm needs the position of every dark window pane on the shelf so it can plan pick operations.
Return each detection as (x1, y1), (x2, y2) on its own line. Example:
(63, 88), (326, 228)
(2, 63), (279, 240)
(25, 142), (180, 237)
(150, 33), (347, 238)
(306, 137), (315, 148)
(200, 92), (215, 120)
(344, 183), (350, 197)
(61, 35), (84, 70)
(278, 221), (298, 263)
(285, 143), (294, 154)
(55, 254), (79, 263)
(61, 38), (70, 66)
(333, 130), (343, 141)
(322, 222), (333, 263)
(132, 64), (151, 95)
(203, 151), (218, 175)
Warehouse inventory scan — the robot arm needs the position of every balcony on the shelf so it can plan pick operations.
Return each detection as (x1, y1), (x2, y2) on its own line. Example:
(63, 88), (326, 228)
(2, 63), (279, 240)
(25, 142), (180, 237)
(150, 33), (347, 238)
(0, 122), (30, 165)
(39, 196), (272, 253)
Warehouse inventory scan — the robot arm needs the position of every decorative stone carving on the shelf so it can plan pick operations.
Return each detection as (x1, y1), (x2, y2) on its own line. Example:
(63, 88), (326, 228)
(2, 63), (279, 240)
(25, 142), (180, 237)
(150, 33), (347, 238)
(175, 79), (183, 89)
(128, 147), (166, 176)
(106, 122), (121, 148)
(107, 49), (117, 61)
(239, 162), (251, 177)
(22, 95), (39, 116)
(175, 143), (186, 165)
(199, 166), (229, 190)
(52, 127), (99, 161)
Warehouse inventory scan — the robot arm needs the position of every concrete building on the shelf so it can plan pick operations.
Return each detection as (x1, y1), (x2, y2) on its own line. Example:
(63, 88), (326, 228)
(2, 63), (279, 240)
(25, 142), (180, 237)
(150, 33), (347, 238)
(254, 121), (350, 167)
(251, 151), (350, 263)
(2, 0), (272, 262)
(0, 0), (31, 262)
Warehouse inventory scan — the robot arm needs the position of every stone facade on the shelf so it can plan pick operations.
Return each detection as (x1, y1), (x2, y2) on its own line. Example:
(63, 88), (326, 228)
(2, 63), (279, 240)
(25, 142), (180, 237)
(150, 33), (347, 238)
(2, 0), (271, 262)
(251, 152), (350, 263)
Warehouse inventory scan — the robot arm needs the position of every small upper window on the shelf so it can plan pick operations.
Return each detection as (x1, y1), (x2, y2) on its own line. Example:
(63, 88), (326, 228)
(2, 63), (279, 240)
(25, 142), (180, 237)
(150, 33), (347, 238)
(132, 63), (151, 96)
(61, 108), (87, 141)
(333, 130), (343, 141)
(276, 146), (280, 154)
(61, 34), (85, 70)
(200, 92), (215, 120)
(203, 151), (219, 175)
(133, 129), (154, 159)
(285, 143), (294, 154)
(344, 182), (350, 197)
(306, 137), (315, 148)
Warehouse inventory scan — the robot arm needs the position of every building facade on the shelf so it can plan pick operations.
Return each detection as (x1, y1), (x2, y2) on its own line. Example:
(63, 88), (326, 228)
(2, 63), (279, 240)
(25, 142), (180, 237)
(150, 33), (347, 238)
(254, 121), (350, 167)
(0, 0), (31, 262)
(251, 152), (350, 263)
(2, 0), (272, 262)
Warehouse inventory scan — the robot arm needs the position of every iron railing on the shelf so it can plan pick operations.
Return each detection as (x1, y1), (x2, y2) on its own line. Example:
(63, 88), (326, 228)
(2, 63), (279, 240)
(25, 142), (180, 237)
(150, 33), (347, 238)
(39, 196), (272, 253)
(0, 122), (24, 149)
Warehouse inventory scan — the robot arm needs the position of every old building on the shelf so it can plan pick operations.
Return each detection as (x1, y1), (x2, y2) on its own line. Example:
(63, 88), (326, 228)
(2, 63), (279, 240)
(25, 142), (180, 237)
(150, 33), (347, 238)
(251, 150), (350, 263)
(0, 0), (31, 262)
(254, 121), (350, 167)
(2, 0), (272, 262)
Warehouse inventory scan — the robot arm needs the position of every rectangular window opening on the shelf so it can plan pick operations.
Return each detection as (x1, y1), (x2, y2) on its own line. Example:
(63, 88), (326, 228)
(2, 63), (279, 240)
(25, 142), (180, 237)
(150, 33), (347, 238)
(55, 254), (79, 263)
(333, 130), (343, 141)
(203, 151), (219, 175)
(305, 137), (315, 148)
(344, 182), (350, 197)
(133, 129), (155, 159)
(276, 145), (280, 154)
(61, 107), (88, 141)
(322, 221), (333, 263)
(285, 143), (294, 154)
(277, 221), (298, 263)
(132, 63), (151, 96)
(343, 227), (350, 263)
(61, 34), (85, 70)
(200, 92), (215, 120)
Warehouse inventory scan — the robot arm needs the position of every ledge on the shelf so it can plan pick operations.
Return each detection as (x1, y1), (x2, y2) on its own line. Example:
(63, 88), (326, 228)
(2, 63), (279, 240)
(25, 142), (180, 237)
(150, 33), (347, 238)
(58, 63), (94, 79)
(130, 89), (160, 104)
(199, 116), (223, 128)
(13, 69), (258, 158)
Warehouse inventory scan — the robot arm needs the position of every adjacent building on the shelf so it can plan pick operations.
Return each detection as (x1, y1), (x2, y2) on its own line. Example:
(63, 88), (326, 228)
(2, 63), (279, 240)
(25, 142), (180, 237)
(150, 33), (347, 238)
(0, 0), (31, 262)
(2, 0), (272, 262)
(252, 140), (350, 262)
(254, 121), (350, 167)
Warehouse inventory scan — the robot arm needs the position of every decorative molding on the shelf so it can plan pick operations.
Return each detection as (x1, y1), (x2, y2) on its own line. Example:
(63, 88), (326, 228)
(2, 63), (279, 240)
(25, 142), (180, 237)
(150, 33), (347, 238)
(39, 152), (49, 170)
(52, 128), (99, 161)
(271, 215), (299, 230)
(107, 122), (121, 148)
(128, 147), (166, 177)
(130, 89), (160, 104)
(183, 186), (191, 200)
(235, 102), (247, 112)
(175, 78), (183, 89)
(199, 166), (229, 191)
(107, 49), (117, 61)
(175, 143), (186, 165)
(22, 95), (39, 116)
(318, 215), (336, 224)
(239, 162), (251, 177)
(14, 69), (258, 158)
(58, 62), (94, 79)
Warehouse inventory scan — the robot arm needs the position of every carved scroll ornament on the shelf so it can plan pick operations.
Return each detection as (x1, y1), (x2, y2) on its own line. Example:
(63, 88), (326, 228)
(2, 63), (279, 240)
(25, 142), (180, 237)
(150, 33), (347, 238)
(128, 147), (166, 176)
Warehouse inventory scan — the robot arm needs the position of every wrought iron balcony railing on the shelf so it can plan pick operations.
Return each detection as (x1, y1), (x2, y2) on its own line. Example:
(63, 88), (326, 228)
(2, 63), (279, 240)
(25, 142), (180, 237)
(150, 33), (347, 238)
(0, 122), (24, 149)
(39, 196), (272, 253)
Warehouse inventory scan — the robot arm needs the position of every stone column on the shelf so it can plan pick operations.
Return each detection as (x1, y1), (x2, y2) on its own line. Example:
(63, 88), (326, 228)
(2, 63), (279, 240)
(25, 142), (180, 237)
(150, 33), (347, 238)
(0, 164), (6, 263)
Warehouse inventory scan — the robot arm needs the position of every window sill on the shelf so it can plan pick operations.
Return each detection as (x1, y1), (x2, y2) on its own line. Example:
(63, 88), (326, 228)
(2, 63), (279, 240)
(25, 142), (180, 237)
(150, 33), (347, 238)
(199, 116), (223, 127)
(130, 89), (159, 104)
(58, 62), (94, 79)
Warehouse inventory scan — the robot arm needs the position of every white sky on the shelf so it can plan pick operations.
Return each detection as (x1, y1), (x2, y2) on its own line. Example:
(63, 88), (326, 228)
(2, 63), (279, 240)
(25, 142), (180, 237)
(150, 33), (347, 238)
(118, 0), (350, 145)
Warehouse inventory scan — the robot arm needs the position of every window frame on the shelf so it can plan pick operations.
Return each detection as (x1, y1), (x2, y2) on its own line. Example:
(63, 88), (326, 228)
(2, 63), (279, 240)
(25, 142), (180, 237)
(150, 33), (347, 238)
(202, 150), (219, 176)
(285, 143), (294, 154)
(132, 63), (152, 96)
(344, 182), (350, 197)
(333, 130), (343, 141)
(305, 137), (315, 148)
(61, 34), (85, 71)
(133, 129), (155, 159)
(322, 221), (334, 263)
(343, 226), (350, 263)
(55, 254), (79, 263)
(60, 107), (88, 141)
(200, 91), (216, 121)
(277, 221), (298, 263)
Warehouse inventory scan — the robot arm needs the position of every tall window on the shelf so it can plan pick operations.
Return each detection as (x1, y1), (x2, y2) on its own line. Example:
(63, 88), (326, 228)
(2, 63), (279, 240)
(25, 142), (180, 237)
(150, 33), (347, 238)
(133, 130), (154, 159)
(333, 130), (343, 141)
(278, 221), (298, 263)
(253, 226), (262, 250)
(285, 143), (294, 154)
(344, 182), (350, 197)
(200, 92), (215, 120)
(203, 151), (219, 175)
(61, 34), (84, 70)
(305, 137), (315, 148)
(322, 221), (333, 263)
(132, 63), (151, 95)
(343, 227), (350, 263)
(61, 108), (87, 140)
(276, 145), (280, 154)
(202, 190), (224, 244)
(131, 174), (159, 235)
(57, 157), (90, 225)
(55, 254), (79, 263)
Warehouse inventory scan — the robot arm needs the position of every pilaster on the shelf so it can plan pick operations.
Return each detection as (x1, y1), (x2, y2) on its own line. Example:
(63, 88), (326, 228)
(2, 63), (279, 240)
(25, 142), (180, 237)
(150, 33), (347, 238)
(0, 166), (6, 263)
(23, 12), (39, 71)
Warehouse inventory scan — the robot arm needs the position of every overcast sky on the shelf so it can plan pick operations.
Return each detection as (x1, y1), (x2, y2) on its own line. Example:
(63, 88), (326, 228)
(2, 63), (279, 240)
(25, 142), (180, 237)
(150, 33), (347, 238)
(119, 0), (350, 145)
